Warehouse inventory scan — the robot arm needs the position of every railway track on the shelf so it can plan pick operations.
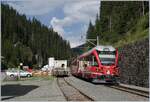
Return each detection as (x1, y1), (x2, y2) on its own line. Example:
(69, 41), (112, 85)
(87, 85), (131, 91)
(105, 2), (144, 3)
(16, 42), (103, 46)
(105, 84), (149, 98)
(57, 77), (94, 101)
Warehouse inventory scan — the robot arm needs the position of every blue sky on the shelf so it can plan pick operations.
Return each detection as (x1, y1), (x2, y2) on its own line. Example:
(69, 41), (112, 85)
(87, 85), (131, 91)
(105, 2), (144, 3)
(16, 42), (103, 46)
(2, 0), (100, 48)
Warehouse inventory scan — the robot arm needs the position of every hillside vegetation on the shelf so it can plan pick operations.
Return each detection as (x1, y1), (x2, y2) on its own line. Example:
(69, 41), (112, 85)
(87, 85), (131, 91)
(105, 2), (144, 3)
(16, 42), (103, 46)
(114, 12), (149, 47)
(1, 4), (72, 69)
(86, 1), (149, 48)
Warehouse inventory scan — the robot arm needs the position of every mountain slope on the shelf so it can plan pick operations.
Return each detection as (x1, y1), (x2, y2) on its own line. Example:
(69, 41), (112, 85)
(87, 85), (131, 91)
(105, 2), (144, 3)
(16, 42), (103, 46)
(1, 4), (72, 68)
(114, 12), (149, 47)
(86, 1), (149, 47)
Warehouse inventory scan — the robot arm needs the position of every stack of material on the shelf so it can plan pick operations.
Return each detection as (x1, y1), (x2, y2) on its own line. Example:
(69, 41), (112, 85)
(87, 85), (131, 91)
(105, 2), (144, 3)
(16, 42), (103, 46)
(32, 70), (49, 77)
(32, 70), (43, 77)
(42, 71), (48, 76)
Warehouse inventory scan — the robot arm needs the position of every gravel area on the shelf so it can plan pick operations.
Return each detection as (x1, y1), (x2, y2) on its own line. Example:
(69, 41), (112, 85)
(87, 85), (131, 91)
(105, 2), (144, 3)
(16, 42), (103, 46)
(65, 76), (149, 101)
(1, 77), (66, 101)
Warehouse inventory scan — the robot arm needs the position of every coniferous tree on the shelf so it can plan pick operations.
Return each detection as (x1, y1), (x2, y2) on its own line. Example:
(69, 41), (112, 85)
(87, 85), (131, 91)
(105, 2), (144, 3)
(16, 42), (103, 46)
(85, 1), (149, 46)
(1, 4), (72, 68)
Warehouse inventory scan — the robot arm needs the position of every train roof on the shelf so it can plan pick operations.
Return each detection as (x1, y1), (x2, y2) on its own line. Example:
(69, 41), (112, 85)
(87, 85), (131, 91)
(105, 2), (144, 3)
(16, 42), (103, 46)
(79, 45), (116, 58)
(95, 45), (116, 51)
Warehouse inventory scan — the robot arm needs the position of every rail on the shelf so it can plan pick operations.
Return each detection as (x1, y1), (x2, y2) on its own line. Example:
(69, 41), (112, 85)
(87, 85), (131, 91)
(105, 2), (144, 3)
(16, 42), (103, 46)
(57, 77), (94, 101)
(105, 84), (149, 98)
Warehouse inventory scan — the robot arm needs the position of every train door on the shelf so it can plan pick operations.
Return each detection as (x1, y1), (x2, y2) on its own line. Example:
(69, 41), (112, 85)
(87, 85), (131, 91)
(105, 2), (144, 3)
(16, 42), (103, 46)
(87, 54), (99, 77)
(78, 57), (90, 78)
(82, 54), (99, 79)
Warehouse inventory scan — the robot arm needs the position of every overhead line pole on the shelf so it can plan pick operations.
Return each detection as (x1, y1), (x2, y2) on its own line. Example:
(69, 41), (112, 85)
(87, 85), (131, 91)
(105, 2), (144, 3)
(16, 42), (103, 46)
(97, 36), (99, 46)
(86, 36), (99, 46)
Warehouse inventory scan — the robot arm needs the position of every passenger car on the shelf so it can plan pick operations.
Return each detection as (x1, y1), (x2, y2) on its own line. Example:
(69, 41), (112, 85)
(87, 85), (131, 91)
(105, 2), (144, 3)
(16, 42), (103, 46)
(6, 70), (32, 77)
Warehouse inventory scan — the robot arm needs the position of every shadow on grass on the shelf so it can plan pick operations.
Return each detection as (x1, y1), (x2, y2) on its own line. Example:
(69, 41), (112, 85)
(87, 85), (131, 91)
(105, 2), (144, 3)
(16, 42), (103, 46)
(1, 84), (39, 101)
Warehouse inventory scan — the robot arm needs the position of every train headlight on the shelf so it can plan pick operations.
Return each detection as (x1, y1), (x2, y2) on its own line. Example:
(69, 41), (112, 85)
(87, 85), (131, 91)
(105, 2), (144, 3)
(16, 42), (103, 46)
(106, 70), (110, 74)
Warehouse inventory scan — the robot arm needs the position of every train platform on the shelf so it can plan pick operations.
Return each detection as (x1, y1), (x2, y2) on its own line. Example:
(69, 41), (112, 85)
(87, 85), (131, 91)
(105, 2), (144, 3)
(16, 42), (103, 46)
(119, 83), (149, 93)
(65, 76), (149, 101)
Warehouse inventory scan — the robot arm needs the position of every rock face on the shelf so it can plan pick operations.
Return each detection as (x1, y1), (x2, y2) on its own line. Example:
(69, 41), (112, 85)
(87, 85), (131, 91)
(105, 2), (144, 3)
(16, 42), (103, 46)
(119, 38), (149, 88)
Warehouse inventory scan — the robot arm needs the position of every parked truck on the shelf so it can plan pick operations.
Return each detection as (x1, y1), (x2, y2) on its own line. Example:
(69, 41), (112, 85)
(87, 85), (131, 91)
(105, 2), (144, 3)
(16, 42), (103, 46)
(48, 57), (55, 70)
(50, 59), (69, 76)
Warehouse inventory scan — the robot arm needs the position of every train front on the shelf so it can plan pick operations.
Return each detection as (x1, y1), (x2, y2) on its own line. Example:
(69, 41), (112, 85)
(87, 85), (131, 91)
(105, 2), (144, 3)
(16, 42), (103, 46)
(93, 46), (119, 83)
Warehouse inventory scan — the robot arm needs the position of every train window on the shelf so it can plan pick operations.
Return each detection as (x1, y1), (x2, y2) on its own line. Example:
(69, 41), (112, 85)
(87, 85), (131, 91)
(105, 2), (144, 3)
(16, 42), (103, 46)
(79, 55), (98, 67)
(92, 56), (98, 67)
(86, 54), (98, 67)
(100, 58), (115, 65)
(72, 59), (78, 66)
(79, 57), (89, 70)
(98, 51), (116, 55)
(97, 50), (116, 65)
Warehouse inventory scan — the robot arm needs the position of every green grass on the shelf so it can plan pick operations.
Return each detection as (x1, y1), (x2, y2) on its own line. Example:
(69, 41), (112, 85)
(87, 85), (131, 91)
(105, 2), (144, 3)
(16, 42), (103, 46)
(3, 76), (55, 82)
(114, 13), (149, 47)
(19, 76), (55, 81)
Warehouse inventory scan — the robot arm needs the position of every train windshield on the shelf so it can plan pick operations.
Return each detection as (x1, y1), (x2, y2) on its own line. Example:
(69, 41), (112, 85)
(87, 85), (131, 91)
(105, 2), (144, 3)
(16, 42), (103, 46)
(98, 51), (116, 55)
(97, 51), (116, 65)
(99, 58), (115, 65)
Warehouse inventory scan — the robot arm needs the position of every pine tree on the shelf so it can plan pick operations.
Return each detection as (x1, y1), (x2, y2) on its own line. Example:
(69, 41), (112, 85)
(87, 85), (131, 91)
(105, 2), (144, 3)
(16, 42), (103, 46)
(1, 4), (73, 68)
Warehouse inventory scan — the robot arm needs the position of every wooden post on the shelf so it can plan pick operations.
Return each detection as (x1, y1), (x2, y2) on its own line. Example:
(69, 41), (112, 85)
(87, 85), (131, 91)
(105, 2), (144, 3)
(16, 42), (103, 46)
(109, 16), (111, 31)
(142, 1), (145, 16)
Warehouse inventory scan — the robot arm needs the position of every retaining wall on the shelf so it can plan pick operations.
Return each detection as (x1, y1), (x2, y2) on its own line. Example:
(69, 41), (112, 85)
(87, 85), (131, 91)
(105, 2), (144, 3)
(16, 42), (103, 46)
(119, 38), (149, 88)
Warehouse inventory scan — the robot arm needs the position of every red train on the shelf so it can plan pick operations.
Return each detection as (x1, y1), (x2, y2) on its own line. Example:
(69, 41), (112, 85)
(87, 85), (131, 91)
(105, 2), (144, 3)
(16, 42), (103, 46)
(71, 45), (119, 83)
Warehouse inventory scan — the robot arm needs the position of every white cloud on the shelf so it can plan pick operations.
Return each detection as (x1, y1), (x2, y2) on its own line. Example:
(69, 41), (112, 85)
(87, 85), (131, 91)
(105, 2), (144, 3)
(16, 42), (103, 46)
(71, 41), (85, 48)
(50, 0), (100, 47)
(66, 36), (85, 48)
(4, 0), (100, 48)
(51, 0), (100, 28)
(50, 17), (65, 35)
(50, 16), (75, 35)
(63, 0), (99, 23)
(4, 0), (65, 15)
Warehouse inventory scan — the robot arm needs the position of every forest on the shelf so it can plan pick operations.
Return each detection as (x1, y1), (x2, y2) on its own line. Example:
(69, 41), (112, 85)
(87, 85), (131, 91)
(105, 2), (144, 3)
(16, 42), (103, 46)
(86, 1), (149, 49)
(1, 1), (149, 69)
(1, 4), (72, 69)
